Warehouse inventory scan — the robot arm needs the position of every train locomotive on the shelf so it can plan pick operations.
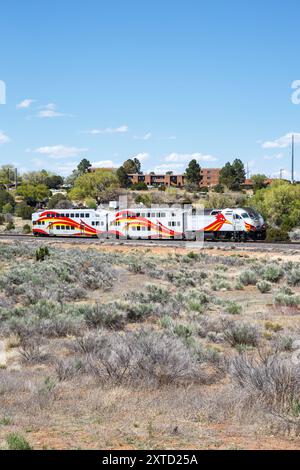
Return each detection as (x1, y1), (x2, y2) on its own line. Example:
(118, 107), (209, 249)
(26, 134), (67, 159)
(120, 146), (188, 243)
(32, 206), (266, 241)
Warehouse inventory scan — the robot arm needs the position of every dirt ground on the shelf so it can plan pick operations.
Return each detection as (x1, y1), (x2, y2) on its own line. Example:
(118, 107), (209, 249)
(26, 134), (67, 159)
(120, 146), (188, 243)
(0, 241), (299, 450)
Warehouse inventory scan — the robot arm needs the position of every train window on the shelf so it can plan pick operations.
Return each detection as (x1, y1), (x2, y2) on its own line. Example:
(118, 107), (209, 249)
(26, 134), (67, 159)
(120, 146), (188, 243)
(70, 213), (74, 218)
(136, 213), (140, 217)
(177, 221), (181, 226)
(172, 213), (176, 217)
(141, 213), (145, 217)
(151, 213), (155, 217)
(66, 226), (70, 230)
(71, 226), (75, 230)
(132, 226), (136, 231)
(101, 221), (104, 226)
(168, 222), (171, 227)
(56, 226), (61, 230)
(142, 226), (146, 231)
(80, 213), (85, 218)
(147, 213), (151, 218)
(241, 213), (249, 218)
(137, 226), (141, 231)
(61, 214), (65, 217)
(91, 221), (95, 226)
(75, 213), (79, 218)
(61, 225), (65, 230)
(85, 213), (89, 218)
(161, 213), (166, 217)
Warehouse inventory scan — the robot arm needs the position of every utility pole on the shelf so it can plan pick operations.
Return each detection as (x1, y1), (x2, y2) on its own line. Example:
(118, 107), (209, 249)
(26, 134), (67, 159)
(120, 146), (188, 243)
(15, 167), (18, 189)
(291, 134), (295, 184)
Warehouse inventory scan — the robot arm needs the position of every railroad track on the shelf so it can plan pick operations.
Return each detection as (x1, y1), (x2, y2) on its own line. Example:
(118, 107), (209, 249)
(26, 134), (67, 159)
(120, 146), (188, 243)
(0, 233), (299, 251)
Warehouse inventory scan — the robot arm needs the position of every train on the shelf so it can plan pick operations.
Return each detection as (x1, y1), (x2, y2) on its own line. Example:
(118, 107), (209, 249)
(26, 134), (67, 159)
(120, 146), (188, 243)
(32, 206), (266, 241)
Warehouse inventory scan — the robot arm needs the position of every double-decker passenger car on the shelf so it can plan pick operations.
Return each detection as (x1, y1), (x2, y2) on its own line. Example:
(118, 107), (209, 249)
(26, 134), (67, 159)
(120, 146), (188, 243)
(32, 207), (266, 241)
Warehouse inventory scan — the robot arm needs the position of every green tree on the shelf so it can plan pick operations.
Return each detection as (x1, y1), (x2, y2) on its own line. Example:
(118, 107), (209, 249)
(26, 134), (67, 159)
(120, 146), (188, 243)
(85, 197), (97, 209)
(251, 174), (267, 192)
(77, 158), (92, 175)
(250, 180), (300, 233)
(116, 166), (130, 188)
(2, 202), (13, 214)
(17, 183), (50, 206)
(117, 158), (142, 188)
(185, 159), (202, 186)
(0, 165), (16, 187)
(47, 193), (72, 209)
(219, 159), (245, 190)
(0, 189), (15, 212)
(15, 203), (34, 219)
(45, 174), (64, 189)
(69, 169), (119, 202)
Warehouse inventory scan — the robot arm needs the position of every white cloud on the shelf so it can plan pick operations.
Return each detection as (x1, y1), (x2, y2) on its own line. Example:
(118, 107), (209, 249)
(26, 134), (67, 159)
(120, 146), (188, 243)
(134, 132), (152, 141)
(149, 163), (185, 173)
(263, 153), (284, 160)
(17, 99), (35, 109)
(91, 160), (120, 168)
(55, 161), (79, 176)
(35, 145), (88, 159)
(165, 152), (217, 163)
(86, 125), (128, 135)
(133, 152), (150, 162)
(31, 157), (46, 168)
(37, 103), (67, 118)
(0, 131), (10, 145)
(261, 132), (300, 149)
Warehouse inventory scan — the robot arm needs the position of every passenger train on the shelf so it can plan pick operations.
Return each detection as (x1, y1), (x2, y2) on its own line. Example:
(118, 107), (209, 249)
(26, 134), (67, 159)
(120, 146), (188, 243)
(32, 207), (266, 241)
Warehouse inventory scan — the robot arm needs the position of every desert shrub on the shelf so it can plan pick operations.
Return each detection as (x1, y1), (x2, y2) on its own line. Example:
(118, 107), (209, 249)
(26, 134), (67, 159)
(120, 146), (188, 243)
(265, 321), (283, 333)
(126, 302), (155, 322)
(262, 264), (283, 283)
(35, 246), (50, 262)
(19, 337), (50, 364)
(257, 280), (272, 293)
(289, 227), (300, 242)
(22, 224), (31, 234)
(6, 432), (32, 450)
(287, 268), (300, 287)
(211, 276), (231, 291)
(274, 291), (300, 307)
(266, 227), (289, 242)
(5, 221), (15, 231)
(224, 322), (260, 347)
(54, 358), (84, 382)
(230, 353), (300, 425)
(84, 303), (125, 329)
(273, 335), (294, 352)
(224, 301), (242, 315)
(82, 329), (199, 386)
(239, 269), (258, 286)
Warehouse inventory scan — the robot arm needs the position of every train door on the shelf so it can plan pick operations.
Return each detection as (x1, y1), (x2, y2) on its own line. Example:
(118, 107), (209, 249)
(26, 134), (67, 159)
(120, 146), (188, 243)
(233, 213), (243, 233)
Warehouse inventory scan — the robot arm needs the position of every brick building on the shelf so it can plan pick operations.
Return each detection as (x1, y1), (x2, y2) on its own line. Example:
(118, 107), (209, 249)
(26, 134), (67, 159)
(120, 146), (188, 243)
(128, 168), (221, 188)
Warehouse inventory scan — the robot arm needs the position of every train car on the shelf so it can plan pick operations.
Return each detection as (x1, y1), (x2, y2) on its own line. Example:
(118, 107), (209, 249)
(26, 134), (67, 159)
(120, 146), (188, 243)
(32, 207), (266, 240)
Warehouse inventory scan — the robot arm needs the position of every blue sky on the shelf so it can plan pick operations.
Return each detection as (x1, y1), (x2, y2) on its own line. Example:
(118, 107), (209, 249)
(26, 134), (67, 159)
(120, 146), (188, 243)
(0, 0), (300, 179)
